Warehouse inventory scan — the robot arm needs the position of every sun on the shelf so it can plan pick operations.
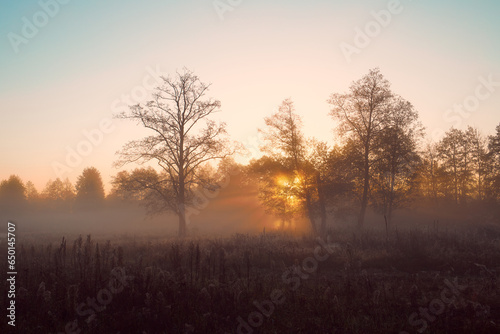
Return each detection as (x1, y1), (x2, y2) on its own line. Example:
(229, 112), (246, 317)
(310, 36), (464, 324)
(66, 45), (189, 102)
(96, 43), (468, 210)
(275, 174), (303, 188)
(276, 176), (290, 187)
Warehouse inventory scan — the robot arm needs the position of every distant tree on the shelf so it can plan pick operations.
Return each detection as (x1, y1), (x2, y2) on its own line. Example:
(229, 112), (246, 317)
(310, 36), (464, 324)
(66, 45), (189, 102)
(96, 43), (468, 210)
(372, 129), (421, 226)
(436, 128), (464, 205)
(43, 178), (74, 200)
(42, 178), (75, 210)
(467, 127), (489, 201)
(436, 127), (487, 205)
(260, 98), (305, 168)
(247, 156), (302, 229)
(306, 139), (331, 234)
(114, 69), (235, 237)
(415, 143), (446, 207)
(370, 98), (423, 227)
(0, 175), (26, 208)
(257, 99), (320, 233)
(487, 123), (500, 200)
(75, 167), (105, 205)
(111, 167), (175, 214)
(109, 170), (137, 201)
(25, 181), (39, 201)
(489, 123), (500, 162)
(322, 142), (363, 225)
(328, 68), (415, 228)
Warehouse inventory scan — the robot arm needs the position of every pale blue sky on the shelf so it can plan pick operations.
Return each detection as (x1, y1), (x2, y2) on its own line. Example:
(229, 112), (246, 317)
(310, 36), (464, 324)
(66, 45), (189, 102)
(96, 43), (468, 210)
(1, 0), (499, 191)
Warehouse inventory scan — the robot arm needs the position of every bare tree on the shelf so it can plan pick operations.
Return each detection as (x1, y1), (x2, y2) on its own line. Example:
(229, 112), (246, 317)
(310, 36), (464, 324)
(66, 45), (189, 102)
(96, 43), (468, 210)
(467, 127), (488, 201)
(25, 181), (39, 202)
(248, 156), (302, 229)
(307, 139), (330, 234)
(257, 98), (319, 233)
(114, 69), (234, 237)
(436, 129), (462, 204)
(328, 68), (395, 228)
(416, 143), (440, 206)
(259, 98), (305, 168)
(371, 128), (421, 227)
(371, 98), (423, 228)
(437, 128), (477, 205)
(487, 123), (500, 200)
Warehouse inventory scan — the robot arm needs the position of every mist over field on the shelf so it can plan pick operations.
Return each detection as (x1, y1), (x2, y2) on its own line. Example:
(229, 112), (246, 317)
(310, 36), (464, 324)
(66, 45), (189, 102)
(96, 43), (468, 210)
(2, 0), (500, 333)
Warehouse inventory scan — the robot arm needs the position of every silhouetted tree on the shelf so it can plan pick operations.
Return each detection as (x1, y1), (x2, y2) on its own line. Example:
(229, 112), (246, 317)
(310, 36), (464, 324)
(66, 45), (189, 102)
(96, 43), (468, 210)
(372, 129), (421, 227)
(370, 98), (423, 228)
(0, 175), (26, 202)
(415, 143), (441, 206)
(307, 139), (331, 234)
(437, 128), (480, 205)
(467, 127), (489, 201)
(111, 167), (174, 213)
(75, 167), (105, 206)
(487, 123), (500, 200)
(41, 178), (75, 211)
(25, 181), (39, 202)
(0, 175), (26, 214)
(109, 170), (137, 202)
(247, 156), (302, 229)
(322, 143), (363, 225)
(260, 98), (305, 168)
(257, 99), (320, 233)
(328, 68), (414, 228)
(114, 69), (234, 237)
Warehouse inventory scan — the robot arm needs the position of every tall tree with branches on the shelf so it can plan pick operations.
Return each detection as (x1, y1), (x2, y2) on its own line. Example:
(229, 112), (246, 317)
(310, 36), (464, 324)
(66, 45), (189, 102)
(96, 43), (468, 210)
(256, 98), (320, 233)
(371, 98), (423, 228)
(487, 123), (500, 200)
(328, 68), (396, 228)
(260, 98), (306, 169)
(114, 69), (234, 237)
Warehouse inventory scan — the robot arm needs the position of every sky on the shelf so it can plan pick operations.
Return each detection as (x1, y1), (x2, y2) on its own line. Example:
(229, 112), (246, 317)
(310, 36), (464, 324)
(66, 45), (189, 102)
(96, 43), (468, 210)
(1, 0), (499, 193)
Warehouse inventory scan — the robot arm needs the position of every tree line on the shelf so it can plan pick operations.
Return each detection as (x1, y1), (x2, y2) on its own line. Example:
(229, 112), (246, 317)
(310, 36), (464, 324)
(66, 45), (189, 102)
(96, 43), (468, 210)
(1, 68), (499, 236)
(248, 68), (500, 234)
(0, 167), (106, 213)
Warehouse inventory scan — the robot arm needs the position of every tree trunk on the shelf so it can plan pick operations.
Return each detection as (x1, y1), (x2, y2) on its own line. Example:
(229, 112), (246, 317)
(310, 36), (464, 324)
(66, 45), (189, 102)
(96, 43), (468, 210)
(178, 129), (187, 238)
(178, 184), (187, 238)
(305, 190), (317, 234)
(387, 167), (395, 230)
(453, 162), (458, 205)
(431, 159), (438, 205)
(358, 148), (370, 228)
(387, 192), (393, 230)
(317, 173), (327, 234)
